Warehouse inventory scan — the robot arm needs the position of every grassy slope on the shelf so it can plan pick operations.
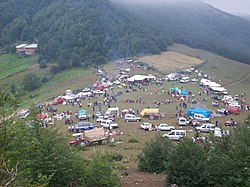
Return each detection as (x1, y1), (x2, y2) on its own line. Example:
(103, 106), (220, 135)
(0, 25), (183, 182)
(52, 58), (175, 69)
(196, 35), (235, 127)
(0, 54), (37, 79)
(0, 54), (98, 107)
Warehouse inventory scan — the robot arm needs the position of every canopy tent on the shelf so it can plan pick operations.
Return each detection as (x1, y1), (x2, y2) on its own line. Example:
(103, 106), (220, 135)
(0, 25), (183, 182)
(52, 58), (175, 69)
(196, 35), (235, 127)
(62, 95), (77, 100)
(76, 92), (92, 98)
(170, 87), (180, 93)
(210, 86), (227, 92)
(180, 90), (188, 96)
(127, 74), (156, 82)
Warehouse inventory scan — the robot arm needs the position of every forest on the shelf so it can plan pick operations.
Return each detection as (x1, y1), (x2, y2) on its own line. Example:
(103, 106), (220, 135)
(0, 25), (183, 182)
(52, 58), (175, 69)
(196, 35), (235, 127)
(0, 0), (250, 70)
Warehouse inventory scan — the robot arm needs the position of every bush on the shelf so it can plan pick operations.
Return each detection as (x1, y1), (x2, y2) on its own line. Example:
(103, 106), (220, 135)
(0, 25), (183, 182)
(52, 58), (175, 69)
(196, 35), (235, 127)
(138, 136), (172, 173)
(84, 156), (120, 187)
(22, 74), (41, 91)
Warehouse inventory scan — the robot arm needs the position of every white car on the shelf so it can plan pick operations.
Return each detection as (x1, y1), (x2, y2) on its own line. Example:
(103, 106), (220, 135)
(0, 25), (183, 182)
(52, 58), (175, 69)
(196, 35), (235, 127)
(178, 117), (187, 126)
(157, 124), (175, 131)
(93, 90), (104, 94)
(96, 116), (104, 123)
(163, 130), (186, 141)
(125, 114), (141, 122)
(191, 78), (199, 82)
(140, 123), (157, 131)
(101, 120), (118, 129)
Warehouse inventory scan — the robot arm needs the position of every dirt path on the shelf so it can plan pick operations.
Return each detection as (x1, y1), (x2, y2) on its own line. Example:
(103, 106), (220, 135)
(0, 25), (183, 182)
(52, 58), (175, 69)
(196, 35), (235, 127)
(222, 72), (250, 87)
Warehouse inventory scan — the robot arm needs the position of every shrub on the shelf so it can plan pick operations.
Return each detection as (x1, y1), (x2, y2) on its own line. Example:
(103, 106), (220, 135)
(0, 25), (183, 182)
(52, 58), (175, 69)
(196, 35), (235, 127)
(84, 156), (120, 187)
(138, 136), (172, 173)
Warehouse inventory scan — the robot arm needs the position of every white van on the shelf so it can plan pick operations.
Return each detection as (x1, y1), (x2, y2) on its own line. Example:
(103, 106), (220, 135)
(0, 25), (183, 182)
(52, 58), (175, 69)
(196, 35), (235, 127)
(193, 114), (210, 122)
(163, 130), (186, 141)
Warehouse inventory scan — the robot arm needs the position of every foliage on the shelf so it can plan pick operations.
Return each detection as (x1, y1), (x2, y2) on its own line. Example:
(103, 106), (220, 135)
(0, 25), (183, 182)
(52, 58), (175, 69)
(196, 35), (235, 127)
(84, 156), (120, 187)
(138, 119), (250, 187)
(1, 0), (250, 70)
(138, 135), (173, 173)
(22, 73), (41, 91)
(165, 139), (208, 187)
(0, 92), (120, 186)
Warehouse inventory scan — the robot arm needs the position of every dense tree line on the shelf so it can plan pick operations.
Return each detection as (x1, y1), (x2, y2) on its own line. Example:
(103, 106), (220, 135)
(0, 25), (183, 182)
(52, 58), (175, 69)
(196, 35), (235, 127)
(0, 91), (120, 187)
(0, 0), (250, 71)
(138, 118), (250, 187)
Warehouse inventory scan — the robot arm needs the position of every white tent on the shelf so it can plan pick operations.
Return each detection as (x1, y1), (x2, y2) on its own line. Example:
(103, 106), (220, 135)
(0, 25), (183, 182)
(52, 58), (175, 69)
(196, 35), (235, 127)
(127, 75), (156, 82)
(76, 92), (92, 98)
(210, 86), (227, 92)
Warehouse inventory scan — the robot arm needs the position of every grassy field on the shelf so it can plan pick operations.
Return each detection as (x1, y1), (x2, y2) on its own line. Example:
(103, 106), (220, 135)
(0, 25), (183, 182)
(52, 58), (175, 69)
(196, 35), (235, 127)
(1, 46), (250, 187)
(0, 54), (38, 79)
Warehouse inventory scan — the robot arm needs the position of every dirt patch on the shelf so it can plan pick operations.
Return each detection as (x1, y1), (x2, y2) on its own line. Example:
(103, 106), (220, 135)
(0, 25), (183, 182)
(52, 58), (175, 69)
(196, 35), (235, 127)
(120, 163), (166, 187)
(139, 51), (203, 74)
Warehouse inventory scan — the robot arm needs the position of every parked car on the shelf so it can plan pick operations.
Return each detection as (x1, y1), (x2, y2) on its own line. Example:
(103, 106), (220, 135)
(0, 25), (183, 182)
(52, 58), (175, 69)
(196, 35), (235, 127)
(157, 124), (175, 131)
(195, 123), (215, 133)
(82, 88), (91, 92)
(53, 97), (64, 105)
(140, 122), (157, 131)
(226, 105), (240, 115)
(163, 130), (186, 141)
(78, 110), (87, 120)
(19, 109), (30, 119)
(180, 77), (190, 83)
(95, 110), (103, 118)
(178, 117), (187, 126)
(93, 90), (104, 94)
(101, 120), (118, 129)
(74, 122), (96, 132)
(125, 114), (141, 122)
(96, 116), (104, 123)
(191, 78), (199, 82)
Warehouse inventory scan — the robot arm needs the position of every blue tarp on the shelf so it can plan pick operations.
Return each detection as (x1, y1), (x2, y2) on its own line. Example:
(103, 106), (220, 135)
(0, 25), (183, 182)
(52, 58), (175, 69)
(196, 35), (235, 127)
(180, 90), (188, 96)
(187, 107), (211, 118)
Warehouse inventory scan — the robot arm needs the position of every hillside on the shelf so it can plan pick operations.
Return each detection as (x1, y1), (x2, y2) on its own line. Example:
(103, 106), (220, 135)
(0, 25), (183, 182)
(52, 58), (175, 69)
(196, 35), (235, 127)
(0, 0), (250, 69)
(114, 0), (250, 64)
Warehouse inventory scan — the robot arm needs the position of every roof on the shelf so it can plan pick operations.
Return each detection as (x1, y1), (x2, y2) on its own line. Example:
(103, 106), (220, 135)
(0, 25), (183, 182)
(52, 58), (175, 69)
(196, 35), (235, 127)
(25, 44), (38, 48)
(16, 44), (27, 48)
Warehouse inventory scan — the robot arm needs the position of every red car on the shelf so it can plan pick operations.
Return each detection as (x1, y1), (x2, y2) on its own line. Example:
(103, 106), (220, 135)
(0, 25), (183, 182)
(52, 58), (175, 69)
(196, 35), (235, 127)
(226, 105), (240, 115)
(53, 97), (64, 105)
